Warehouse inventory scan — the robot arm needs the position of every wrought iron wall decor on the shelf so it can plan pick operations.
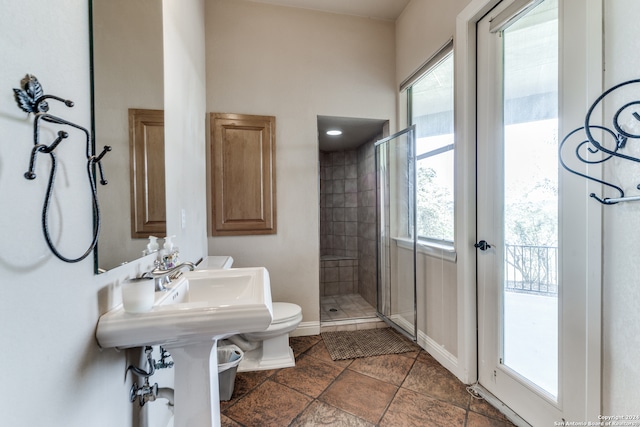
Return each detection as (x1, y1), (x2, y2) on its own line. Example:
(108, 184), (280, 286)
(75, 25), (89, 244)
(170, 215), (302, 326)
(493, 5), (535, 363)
(559, 78), (640, 205)
(13, 74), (111, 262)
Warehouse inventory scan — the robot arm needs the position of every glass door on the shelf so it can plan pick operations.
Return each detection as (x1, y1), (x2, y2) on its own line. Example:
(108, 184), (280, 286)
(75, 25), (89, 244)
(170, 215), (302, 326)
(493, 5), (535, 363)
(476, 0), (565, 424)
(375, 126), (417, 340)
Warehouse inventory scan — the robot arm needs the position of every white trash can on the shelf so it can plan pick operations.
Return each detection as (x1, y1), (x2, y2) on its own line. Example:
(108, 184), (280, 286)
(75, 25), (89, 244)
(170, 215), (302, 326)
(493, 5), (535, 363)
(217, 345), (243, 401)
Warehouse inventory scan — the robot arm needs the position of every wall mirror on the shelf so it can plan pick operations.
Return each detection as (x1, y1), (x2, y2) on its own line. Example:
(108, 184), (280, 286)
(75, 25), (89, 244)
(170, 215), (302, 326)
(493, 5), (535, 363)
(91, 0), (166, 272)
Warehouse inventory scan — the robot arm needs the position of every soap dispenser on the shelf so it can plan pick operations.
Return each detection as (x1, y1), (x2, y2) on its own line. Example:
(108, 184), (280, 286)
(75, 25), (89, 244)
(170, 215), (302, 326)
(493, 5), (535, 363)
(163, 235), (175, 252)
(143, 236), (159, 256)
(162, 235), (177, 268)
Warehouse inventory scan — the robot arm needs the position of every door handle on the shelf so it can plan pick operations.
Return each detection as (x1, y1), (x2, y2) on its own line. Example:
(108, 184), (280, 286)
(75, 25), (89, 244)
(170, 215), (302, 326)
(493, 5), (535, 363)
(474, 240), (492, 251)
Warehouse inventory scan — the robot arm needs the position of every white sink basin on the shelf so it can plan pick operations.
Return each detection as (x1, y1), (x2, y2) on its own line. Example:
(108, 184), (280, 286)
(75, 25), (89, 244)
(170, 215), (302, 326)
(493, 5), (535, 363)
(95, 267), (273, 349)
(96, 266), (274, 427)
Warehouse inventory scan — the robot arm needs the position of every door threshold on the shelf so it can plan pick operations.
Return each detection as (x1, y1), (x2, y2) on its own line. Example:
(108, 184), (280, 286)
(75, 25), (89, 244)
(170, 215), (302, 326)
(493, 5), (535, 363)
(320, 316), (383, 333)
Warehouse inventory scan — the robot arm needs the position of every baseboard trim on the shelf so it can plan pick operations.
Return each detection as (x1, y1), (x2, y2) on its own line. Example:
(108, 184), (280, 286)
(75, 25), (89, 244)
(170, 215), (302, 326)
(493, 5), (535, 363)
(291, 321), (320, 337)
(417, 330), (460, 378)
(386, 315), (463, 381)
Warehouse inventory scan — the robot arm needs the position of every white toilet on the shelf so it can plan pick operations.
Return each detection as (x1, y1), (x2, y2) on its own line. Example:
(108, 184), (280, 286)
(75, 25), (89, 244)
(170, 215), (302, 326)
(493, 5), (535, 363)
(227, 302), (303, 372)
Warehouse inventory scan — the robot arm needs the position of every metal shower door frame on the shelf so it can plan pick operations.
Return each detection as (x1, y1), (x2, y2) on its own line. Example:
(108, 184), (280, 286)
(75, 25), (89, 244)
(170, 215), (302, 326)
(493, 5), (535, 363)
(374, 125), (417, 342)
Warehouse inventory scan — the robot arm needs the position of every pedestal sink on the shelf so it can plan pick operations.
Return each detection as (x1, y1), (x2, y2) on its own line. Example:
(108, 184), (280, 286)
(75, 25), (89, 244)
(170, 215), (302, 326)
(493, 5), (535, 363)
(96, 267), (273, 427)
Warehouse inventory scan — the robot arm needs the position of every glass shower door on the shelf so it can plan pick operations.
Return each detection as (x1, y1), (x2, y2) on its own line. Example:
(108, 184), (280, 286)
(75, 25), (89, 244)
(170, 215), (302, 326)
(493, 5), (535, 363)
(375, 126), (417, 340)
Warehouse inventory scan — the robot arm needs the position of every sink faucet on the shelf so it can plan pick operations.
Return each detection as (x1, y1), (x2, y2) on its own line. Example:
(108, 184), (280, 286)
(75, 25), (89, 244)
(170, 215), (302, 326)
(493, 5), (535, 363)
(143, 261), (197, 291)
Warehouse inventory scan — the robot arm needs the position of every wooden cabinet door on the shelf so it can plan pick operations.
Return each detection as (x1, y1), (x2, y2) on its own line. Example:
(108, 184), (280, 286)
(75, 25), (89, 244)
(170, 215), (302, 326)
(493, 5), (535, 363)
(129, 109), (166, 238)
(209, 113), (276, 236)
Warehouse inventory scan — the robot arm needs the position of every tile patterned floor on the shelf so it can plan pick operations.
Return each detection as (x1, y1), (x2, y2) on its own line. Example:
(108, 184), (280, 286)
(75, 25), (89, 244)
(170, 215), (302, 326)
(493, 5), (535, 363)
(320, 293), (387, 333)
(220, 334), (516, 427)
(320, 293), (377, 322)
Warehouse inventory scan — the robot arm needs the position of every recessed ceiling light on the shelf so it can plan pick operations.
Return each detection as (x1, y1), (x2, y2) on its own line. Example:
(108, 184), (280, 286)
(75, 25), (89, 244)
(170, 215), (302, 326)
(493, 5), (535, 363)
(326, 130), (342, 136)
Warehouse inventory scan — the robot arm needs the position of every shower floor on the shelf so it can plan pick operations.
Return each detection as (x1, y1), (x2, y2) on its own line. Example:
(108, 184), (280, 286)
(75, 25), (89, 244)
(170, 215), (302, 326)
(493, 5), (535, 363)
(320, 293), (384, 332)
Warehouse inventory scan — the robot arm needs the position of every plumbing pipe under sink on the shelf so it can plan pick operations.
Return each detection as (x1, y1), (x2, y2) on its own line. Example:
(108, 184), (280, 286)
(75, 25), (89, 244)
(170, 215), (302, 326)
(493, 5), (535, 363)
(140, 388), (174, 427)
(138, 346), (175, 427)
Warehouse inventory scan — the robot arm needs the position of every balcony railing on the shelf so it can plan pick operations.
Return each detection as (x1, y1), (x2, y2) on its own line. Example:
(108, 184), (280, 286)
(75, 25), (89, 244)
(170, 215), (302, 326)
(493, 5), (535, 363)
(505, 244), (558, 296)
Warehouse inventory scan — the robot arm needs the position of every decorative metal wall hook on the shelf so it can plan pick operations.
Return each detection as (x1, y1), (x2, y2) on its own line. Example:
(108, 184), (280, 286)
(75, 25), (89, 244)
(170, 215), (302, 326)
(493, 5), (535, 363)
(559, 78), (640, 205)
(13, 74), (111, 263)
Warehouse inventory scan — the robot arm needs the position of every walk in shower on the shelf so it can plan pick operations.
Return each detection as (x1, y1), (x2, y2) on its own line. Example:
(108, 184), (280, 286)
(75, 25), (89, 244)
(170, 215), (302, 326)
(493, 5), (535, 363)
(318, 116), (387, 330)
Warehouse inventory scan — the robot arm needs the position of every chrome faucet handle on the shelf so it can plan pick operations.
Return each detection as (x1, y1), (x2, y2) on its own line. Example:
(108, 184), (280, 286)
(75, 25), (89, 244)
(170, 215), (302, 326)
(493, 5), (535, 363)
(143, 261), (196, 291)
(144, 261), (196, 291)
(142, 262), (170, 291)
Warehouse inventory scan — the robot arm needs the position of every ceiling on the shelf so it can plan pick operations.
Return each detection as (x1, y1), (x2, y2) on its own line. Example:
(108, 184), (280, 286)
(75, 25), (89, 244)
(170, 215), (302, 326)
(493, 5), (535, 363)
(246, 0), (411, 21)
(246, 0), (403, 152)
(318, 116), (388, 152)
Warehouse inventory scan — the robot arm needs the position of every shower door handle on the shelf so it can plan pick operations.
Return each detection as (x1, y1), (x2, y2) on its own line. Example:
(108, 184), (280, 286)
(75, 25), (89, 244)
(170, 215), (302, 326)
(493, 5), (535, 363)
(474, 240), (492, 251)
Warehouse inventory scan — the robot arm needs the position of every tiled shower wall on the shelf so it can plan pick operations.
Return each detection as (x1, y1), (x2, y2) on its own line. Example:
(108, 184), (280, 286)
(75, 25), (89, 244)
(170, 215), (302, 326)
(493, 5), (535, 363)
(356, 138), (378, 307)
(320, 256), (358, 296)
(320, 150), (358, 258)
(320, 150), (358, 297)
(319, 133), (380, 305)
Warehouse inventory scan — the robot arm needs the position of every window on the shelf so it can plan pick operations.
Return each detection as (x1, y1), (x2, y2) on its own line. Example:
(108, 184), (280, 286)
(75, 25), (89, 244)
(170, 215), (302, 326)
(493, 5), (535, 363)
(408, 50), (455, 244)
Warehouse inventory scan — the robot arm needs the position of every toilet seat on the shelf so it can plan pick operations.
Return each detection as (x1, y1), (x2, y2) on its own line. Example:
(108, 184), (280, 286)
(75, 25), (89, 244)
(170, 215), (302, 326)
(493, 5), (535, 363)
(241, 302), (302, 340)
(271, 302), (302, 324)
(233, 301), (303, 372)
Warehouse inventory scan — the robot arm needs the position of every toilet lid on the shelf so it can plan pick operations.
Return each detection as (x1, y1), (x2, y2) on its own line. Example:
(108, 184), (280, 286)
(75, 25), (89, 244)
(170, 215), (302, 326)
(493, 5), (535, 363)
(272, 302), (302, 324)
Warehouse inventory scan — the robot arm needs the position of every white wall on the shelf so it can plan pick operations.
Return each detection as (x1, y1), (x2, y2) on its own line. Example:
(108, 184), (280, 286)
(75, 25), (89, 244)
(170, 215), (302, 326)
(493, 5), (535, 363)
(205, 0), (397, 327)
(0, 0), (208, 425)
(602, 0), (640, 415)
(396, 0), (471, 86)
(0, 2), (133, 424)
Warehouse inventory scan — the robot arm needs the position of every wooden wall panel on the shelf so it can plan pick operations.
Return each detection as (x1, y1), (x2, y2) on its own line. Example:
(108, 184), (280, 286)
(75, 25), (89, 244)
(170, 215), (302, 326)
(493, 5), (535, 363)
(209, 113), (276, 235)
(129, 109), (166, 238)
